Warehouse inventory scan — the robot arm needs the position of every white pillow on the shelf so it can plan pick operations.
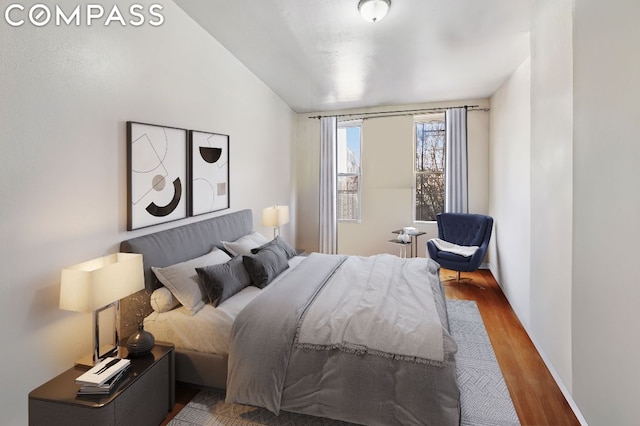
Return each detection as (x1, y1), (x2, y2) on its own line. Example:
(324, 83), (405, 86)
(151, 248), (231, 315)
(222, 232), (270, 256)
(150, 287), (179, 313)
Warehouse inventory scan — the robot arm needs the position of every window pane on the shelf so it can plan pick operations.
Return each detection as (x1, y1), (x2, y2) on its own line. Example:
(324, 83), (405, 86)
(337, 175), (359, 221)
(415, 117), (445, 222)
(415, 121), (445, 173)
(337, 123), (361, 222)
(415, 172), (444, 222)
(337, 126), (361, 174)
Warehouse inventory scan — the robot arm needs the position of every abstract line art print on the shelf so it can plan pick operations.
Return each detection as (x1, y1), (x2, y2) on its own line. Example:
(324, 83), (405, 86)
(127, 121), (188, 230)
(188, 130), (230, 216)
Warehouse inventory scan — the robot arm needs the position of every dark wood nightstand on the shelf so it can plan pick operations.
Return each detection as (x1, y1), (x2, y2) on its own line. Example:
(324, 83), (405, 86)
(29, 343), (175, 426)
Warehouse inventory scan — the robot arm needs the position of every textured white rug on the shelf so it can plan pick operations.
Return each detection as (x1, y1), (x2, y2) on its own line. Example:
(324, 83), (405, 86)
(449, 300), (521, 426)
(169, 300), (520, 426)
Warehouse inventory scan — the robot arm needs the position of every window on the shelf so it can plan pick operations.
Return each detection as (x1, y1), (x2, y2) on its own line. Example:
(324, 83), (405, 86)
(337, 121), (362, 221)
(414, 115), (445, 222)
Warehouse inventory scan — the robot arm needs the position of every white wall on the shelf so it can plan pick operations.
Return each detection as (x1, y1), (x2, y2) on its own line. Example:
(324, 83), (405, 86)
(0, 2), (295, 423)
(573, 1), (640, 424)
(489, 0), (576, 410)
(488, 58), (532, 323)
(529, 0), (574, 392)
(296, 100), (490, 257)
(295, 115), (321, 254)
(341, 114), (415, 257)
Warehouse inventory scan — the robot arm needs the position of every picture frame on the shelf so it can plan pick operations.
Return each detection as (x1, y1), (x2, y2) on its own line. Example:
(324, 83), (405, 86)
(127, 121), (188, 230)
(188, 130), (230, 216)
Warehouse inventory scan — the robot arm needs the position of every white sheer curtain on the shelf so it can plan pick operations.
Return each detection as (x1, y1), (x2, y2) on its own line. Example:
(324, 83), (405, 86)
(445, 107), (469, 213)
(319, 117), (337, 254)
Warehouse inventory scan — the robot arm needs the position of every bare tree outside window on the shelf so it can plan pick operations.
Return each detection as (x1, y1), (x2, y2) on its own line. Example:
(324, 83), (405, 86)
(415, 118), (445, 221)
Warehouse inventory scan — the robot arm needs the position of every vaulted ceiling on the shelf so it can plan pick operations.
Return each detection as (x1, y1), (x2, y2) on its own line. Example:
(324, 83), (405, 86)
(174, 0), (533, 113)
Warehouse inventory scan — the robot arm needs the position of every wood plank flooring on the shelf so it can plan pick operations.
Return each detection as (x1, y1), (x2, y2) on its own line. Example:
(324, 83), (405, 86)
(162, 268), (581, 426)
(443, 268), (580, 426)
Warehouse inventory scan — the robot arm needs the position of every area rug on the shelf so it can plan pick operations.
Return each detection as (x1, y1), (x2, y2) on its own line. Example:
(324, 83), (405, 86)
(168, 300), (520, 426)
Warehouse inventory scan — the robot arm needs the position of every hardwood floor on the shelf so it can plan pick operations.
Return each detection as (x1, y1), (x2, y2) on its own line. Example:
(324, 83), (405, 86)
(162, 268), (581, 426)
(443, 268), (580, 426)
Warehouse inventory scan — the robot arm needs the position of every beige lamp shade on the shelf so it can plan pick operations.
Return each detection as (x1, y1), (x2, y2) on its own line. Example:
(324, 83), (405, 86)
(59, 253), (144, 312)
(262, 205), (290, 227)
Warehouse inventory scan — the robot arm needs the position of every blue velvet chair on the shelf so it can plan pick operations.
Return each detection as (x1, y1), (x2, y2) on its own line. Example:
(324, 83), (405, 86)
(426, 213), (493, 289)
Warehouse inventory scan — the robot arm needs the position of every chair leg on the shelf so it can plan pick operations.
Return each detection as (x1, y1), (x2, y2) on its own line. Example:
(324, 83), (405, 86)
(442, 270), (485, 290)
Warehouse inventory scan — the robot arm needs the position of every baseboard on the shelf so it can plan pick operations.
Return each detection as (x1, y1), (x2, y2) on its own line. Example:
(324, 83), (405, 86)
(523, 330), (589, 426)
(488, 265), (588, 426)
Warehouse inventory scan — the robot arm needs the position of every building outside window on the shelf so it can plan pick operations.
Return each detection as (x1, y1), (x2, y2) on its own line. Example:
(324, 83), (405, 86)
(337, 121), (362, 221)
(414, 114), (445, 222)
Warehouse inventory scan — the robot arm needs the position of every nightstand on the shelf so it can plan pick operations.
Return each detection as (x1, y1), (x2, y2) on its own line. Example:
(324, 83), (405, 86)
(29, 343), (175, 426)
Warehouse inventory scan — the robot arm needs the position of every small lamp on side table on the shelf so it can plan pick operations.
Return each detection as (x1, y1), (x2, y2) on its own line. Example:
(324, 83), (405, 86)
(59, 253), (144, 366)
(262, 205), (290, 238)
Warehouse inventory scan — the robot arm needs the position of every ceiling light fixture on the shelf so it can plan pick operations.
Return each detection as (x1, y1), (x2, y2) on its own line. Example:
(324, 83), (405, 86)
(358, 0), (391, 23)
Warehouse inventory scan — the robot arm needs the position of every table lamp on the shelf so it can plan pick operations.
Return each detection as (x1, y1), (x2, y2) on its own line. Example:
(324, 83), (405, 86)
(59, 253), (144, 366)
(262, 205), (290, 238)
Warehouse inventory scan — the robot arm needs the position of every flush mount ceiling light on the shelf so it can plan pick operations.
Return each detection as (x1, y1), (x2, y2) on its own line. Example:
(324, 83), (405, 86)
(358, 0), (391, 23)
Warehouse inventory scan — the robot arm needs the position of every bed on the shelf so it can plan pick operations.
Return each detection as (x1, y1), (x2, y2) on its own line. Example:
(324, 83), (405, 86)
(120, 209), (460, 426)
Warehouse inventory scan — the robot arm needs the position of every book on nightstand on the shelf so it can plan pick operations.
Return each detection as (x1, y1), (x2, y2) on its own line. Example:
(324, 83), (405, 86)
(76, 367), (130, 396)
(75, 357), (131, 395)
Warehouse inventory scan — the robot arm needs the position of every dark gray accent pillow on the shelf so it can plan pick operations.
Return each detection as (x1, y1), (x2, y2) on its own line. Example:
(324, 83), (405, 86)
(196, 257), (251, 307)
(243, 244), (289, 288)
(250, 236), (298, 259)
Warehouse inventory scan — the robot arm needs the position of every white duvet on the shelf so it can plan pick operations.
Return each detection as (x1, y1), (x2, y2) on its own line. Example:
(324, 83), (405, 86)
(297, 254), (445, 363)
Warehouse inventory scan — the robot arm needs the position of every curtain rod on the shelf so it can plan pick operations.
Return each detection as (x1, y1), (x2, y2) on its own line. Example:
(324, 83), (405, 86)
(307, 105), (489, 120)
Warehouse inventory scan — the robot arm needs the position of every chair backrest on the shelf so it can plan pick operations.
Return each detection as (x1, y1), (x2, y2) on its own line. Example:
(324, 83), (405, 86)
(436, 213), (493, 247)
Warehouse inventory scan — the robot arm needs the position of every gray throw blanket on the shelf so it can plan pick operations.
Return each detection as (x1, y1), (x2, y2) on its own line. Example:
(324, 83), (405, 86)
(226, 253), (459, 426)
(226, 253), (346, 413)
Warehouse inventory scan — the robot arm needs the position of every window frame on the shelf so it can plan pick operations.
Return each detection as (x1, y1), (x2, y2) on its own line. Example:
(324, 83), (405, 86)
(337, 120), (362, 223)
(413, 113), (446, 223)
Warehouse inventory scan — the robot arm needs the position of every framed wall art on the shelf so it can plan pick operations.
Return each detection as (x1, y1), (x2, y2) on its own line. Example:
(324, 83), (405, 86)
(189, 130), (230, 216)
(127, 121), (188, 230)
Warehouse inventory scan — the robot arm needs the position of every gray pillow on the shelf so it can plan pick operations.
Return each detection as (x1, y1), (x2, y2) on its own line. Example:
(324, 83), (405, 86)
(251, 236), (298, 259)
(221, 231), (270, 256)
(196, 257), (251, 307)
(151, 248), (231, 315)
(243, 244), (289, 288)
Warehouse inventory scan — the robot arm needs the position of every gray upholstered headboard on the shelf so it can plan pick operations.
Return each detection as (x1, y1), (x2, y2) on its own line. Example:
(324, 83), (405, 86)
(120, 209), (253, 291)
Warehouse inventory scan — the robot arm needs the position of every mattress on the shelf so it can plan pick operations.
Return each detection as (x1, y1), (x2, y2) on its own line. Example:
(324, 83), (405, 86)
(144, 256), (306, 355)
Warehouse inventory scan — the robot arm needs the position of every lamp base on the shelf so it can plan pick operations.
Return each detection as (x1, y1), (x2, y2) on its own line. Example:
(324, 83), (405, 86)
(78, 301), (120, 367)
(75, 353), (98, 368)
(126, 325), (155, 357)
(75, 344), (119, 368)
